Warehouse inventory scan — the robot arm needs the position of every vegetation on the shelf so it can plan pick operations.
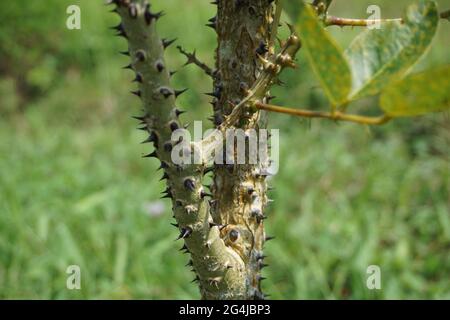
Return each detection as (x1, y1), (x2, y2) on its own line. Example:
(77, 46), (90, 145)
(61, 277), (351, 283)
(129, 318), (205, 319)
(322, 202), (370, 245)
(0, 0), (448, 299)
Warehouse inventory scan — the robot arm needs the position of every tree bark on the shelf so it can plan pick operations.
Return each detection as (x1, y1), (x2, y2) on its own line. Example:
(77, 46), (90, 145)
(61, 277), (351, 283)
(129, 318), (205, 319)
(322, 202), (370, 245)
(210, 0), (274, 300)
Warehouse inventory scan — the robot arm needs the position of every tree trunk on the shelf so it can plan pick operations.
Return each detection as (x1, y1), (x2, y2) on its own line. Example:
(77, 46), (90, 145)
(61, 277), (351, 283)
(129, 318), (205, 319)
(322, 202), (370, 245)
(210, 0), (273, 300)
(109, 0), (300, 300)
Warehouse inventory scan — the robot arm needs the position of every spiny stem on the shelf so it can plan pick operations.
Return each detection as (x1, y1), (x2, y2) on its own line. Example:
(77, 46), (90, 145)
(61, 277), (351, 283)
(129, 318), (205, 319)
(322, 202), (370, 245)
(220, 31), (301, 129)
(111, 0), (248, 300)
(177, 45), (214, 77)
(255, 102), (391, 125)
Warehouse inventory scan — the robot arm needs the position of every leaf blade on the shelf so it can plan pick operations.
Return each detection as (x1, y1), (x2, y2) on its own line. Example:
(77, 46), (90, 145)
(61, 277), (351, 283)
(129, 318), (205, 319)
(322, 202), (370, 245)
(380, 65), (450, 117)
(291, 1), (352, 107)
(345, 0), (439, 101)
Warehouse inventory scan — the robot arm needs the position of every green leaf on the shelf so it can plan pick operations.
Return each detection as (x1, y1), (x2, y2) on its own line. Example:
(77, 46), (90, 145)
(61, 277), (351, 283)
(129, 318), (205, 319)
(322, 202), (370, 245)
(380, 65), (450, 117)
(345, 0), (439, 101)
(283, 0), (301, 24)
(292, 1), (352, 107)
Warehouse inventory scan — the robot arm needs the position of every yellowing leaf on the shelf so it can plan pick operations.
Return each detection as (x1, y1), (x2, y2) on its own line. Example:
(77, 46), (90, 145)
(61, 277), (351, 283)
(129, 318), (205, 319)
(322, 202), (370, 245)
(345, 0), (439, 101)
(380, 65), (450, 117)
(294, 1), (352, 107)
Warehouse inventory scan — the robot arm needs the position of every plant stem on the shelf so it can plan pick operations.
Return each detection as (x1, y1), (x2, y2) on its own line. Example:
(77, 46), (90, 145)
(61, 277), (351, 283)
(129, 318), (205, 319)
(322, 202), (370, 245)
(112, 0), (249, 300)
(325, 10), (449, 27)
(325, 16), (402, 27)
(176, 46), (214, 77)
(210, 0), (275, 300)
(255, 102), (391, 125)
(269, 0), (283, 54)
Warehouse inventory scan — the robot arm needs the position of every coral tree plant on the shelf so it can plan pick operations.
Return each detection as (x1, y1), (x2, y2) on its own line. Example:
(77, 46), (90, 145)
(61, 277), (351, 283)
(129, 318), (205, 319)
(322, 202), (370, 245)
(106, 0), (449, 300)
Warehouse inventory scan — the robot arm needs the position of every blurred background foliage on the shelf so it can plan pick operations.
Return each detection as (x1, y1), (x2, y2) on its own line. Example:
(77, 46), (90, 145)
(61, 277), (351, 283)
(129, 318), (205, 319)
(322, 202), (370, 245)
(0, 0), (449, 299)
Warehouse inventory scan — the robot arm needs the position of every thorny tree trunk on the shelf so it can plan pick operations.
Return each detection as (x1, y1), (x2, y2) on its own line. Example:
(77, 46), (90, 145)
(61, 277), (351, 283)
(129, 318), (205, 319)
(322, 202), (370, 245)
(211, 0), (273, 300)
(109, 0), (299, 300)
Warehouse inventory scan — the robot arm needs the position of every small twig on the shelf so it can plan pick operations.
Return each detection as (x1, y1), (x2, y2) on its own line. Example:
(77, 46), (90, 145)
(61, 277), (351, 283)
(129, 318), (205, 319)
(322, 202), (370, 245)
(269, 0), (283, 54)
(220, 31), (301, 129)
(325, 9), (450, 27)
(197, 32), (301, 165)
(325, 16), (402, 27)
(441, 9), (450, 20)
(312, 0), (334, 14)
(176, 46), (214, 77)
(255, 102), (391, 125)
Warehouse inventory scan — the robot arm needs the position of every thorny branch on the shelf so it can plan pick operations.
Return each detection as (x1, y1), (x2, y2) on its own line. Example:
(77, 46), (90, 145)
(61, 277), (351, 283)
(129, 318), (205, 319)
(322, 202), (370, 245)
(177, 45), (214, 77)
(197, 27), (301, 165)
(110, 0), (251, 300)
(108, 0), (446, 300)
(220, 26), (301, 129)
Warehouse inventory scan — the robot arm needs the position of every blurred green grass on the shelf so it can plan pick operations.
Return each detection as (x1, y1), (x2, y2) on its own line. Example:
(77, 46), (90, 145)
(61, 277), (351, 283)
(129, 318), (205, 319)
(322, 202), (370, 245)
(0, 0), (449, 299)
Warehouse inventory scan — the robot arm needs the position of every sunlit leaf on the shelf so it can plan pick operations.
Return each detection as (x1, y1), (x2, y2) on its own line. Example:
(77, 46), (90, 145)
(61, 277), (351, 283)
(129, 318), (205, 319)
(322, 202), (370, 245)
(345, 0), (439, 101)
(289, 1), (352, 107)
(380, 65), (450, 117)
